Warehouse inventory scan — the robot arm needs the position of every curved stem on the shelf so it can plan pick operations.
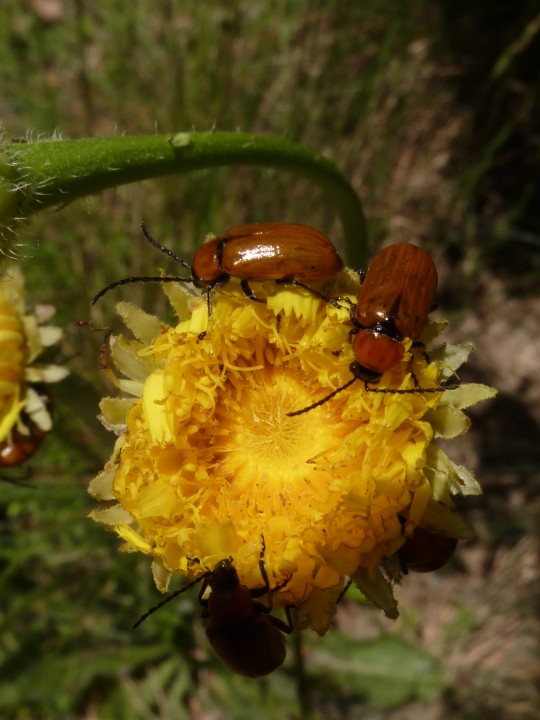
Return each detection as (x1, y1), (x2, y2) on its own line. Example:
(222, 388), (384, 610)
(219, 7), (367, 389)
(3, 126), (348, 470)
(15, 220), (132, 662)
(1, 133), (367, 266)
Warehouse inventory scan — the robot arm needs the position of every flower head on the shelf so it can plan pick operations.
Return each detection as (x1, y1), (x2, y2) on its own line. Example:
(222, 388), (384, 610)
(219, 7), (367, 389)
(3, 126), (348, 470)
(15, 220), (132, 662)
(90, 271), (495, 633)
(0, 265), (68, 463)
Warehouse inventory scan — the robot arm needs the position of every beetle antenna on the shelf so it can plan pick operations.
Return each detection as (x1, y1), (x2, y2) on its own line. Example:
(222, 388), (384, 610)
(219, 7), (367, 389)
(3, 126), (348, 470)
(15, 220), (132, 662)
(91, 223), (197, 306)
(140, 223), (193, 271)
(286, 377), (357, 417)
(287, 376), (460, 416)
(364, 380), (461, 395)
(132, 573), (209, 629)
(91, 275), (193, 306)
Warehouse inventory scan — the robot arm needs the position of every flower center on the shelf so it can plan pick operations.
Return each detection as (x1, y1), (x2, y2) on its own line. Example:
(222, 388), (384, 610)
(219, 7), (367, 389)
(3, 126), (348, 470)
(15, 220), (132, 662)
(215, 364), (340, 493)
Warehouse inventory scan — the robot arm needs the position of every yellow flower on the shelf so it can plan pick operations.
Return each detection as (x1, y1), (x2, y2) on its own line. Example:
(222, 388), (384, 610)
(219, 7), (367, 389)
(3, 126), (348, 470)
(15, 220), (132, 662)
(90, 273), (495, 633)
(0, 265), (68, 461)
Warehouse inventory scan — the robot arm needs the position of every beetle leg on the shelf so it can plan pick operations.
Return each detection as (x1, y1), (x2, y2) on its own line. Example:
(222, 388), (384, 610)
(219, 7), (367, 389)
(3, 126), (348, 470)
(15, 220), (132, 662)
(328, 294), (355, 311)
(249, 536), (291, 608)
(249, 536), (272, 602)
(197, 279), (227, 341)
(275, 279), (347, 310)
(248, 599), (295, 636)
(411, 340), (430, 365)
(240, 279), (265, 303)
(336, 578), (353, 604)
(348, 325), (359, 342)
(205, 286), (212, 319)
(205, 277), (231, 316)
(268, 605), (295, 634)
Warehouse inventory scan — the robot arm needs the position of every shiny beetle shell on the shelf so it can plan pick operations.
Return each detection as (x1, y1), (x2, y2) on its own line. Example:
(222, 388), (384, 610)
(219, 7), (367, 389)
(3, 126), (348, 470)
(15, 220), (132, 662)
(0, 387), (52, 467)
(354, 243), (438, 341)
(203, 559), (288, 678)
(352, 243), (438, 377)
(192, 223), (344, 284)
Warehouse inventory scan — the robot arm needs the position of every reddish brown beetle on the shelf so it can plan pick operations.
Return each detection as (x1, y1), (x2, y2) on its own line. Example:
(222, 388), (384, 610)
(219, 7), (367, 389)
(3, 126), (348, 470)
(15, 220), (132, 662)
(350, 243), (438, 383)
(288, 243), (456, 416)
(92, 222), (343, 315)
(133, 545), (293, 678)
(0, 386), (52, 467)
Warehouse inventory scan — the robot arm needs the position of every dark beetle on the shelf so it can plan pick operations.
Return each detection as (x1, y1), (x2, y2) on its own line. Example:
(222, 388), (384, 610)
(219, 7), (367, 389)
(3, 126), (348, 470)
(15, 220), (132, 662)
(134, 551), (293, 677)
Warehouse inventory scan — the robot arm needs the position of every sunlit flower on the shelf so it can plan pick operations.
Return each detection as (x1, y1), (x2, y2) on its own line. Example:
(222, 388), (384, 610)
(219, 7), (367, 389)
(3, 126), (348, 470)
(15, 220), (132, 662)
(89, 271), (495, 633)
(0, 265), (68, 460)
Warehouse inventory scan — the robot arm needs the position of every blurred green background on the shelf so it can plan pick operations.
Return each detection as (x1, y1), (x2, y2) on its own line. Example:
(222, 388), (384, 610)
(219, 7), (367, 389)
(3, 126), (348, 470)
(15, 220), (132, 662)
(1, 1), (539, 718)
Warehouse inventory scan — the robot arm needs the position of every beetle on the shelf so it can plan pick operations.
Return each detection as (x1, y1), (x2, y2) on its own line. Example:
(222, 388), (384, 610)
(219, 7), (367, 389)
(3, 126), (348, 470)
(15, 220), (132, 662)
(0, 386), (52, 467)
(92, 222), (344, 317)
(0, 427), (46, 467)
(288, 243), (457, 416)
(399, 526), (458, 573)
(133, 545), (293, 677)
(349, 242), (438, 383)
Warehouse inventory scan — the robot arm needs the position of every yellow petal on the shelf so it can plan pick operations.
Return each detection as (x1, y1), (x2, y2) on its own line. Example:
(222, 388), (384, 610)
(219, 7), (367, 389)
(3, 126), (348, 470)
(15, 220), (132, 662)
(116, 301), (163, 343)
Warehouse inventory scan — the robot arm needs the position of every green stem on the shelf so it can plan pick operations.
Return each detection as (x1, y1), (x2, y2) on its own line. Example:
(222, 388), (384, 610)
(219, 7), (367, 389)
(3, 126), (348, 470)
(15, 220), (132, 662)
(0, 133), (367, 266)
(292, 633), (313, 719)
